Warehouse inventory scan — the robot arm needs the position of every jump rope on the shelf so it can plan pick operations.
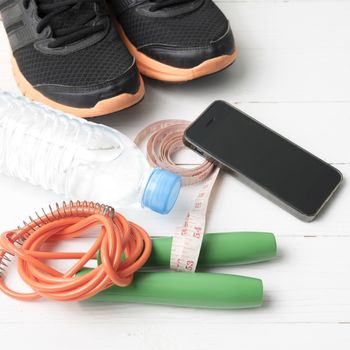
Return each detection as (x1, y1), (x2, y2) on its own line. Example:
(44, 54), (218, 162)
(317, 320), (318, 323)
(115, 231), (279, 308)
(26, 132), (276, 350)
(0, 119), (277, 308)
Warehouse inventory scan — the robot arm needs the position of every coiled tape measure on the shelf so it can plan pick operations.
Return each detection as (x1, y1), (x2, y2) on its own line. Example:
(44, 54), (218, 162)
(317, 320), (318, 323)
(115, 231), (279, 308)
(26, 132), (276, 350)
(134, 119), (219, 272)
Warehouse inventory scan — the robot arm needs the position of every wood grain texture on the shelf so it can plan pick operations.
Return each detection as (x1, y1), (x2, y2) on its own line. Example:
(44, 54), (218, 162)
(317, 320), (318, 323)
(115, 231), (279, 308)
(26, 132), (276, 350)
(0, 0), (349, 349)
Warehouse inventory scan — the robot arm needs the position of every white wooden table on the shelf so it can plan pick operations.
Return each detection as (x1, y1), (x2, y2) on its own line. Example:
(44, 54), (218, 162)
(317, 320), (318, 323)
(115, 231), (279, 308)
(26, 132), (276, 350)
(1, 1), (349, 349)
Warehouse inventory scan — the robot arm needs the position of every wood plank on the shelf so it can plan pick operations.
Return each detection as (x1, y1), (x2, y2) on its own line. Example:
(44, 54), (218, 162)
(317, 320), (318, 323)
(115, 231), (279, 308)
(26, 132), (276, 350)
(97, 101), (350, 165)
(1, 1), (350, 102)
(0, 165), (348, 238)
(1, 236), (350, 324)
(116, 164), (350, 237)
(0, 323), (349, 350)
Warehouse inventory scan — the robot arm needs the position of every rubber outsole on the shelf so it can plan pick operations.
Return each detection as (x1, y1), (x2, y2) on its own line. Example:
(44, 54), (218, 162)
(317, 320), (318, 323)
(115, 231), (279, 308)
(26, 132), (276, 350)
(116, 24), (237, 82)
(11, 57), (145, 118)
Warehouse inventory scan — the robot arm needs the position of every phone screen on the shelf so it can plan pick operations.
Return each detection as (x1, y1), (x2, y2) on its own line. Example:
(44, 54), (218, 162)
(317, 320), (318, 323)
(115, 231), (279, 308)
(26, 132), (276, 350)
(184, 101), (342, 220)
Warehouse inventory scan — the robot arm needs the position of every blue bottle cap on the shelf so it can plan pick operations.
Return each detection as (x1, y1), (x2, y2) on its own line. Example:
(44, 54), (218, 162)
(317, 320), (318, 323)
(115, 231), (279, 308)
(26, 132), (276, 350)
(142, 168), (181, 214)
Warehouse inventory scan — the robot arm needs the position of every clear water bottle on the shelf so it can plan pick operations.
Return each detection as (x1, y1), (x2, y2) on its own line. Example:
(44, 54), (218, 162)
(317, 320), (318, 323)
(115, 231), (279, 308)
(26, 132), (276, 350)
(0, 92), (181, 214)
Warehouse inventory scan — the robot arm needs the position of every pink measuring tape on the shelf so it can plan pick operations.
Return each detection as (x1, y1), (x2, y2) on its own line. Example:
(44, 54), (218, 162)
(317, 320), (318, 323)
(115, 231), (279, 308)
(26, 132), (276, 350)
(134, 120), (220, 272)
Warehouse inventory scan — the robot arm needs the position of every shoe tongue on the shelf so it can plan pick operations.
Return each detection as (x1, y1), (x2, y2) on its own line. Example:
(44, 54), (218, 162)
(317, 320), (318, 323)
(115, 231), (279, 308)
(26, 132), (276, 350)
(37, 0), (97, 33)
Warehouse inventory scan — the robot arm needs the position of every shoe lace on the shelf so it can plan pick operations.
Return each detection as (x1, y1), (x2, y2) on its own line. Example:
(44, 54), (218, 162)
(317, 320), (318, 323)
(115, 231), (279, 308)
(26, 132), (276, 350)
(149, 0), (194, 12)
(22, 0), (107, 48)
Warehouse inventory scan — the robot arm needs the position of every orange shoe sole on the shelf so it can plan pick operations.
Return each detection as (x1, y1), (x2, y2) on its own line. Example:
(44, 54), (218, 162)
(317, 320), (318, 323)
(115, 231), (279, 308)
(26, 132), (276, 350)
(116, 23), (237, 82)
(11, 57), (145, 118)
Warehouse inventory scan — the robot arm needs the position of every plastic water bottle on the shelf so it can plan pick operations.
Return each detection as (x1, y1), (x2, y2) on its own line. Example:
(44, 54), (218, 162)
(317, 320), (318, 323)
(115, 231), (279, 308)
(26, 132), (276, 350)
(0, 92), (181, 214)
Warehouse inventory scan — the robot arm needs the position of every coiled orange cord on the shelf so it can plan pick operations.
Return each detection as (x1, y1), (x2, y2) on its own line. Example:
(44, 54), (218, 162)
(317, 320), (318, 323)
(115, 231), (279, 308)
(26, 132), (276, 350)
(0, 201), (152, 301)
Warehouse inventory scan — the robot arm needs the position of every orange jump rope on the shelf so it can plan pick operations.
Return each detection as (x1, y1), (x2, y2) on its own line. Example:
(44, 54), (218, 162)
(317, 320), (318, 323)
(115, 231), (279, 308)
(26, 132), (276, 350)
(0, 201), (152, 301)
(0, 120), (272, 308)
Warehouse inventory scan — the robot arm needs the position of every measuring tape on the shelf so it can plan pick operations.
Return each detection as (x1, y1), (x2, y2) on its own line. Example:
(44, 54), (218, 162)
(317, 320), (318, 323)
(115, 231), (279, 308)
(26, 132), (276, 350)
(134, 120), (219, 272)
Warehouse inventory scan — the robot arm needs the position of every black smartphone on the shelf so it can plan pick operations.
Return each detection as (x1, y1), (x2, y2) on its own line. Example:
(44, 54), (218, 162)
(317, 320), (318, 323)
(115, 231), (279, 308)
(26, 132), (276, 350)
(184, 101), (343, 221)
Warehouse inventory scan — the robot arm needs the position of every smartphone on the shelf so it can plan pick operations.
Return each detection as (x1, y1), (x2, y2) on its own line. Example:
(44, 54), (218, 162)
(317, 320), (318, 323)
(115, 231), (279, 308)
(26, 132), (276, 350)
(184, 101), (342, 221)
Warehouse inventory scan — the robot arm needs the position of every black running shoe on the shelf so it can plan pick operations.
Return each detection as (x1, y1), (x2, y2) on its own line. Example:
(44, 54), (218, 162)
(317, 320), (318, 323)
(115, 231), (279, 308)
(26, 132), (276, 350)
(111, 0), (236, 82)
(0, 0), (144, 117)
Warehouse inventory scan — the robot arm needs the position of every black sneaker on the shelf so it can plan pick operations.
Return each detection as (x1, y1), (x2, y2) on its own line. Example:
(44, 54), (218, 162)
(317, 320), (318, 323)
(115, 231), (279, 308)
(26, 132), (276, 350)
(111, 0), (236, 82)
(0, 0), (144, 117)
